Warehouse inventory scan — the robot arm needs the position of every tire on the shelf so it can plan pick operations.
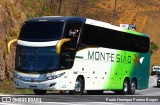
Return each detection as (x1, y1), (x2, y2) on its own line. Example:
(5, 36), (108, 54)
(151, 72), (154, 76)
(115, 79), (129, 95)
(33, 89), (47, 95)
(69, 77), (84, 95)
(128, 79), (136, 95)
(87, 90), (103, 95)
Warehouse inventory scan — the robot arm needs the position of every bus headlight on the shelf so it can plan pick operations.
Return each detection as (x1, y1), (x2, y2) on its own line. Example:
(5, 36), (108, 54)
(46, 72), (65, 80)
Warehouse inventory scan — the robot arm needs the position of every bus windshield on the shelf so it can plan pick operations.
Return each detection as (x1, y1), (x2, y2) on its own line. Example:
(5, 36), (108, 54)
(15, 45), (59, 73)
(19, 22), (64, 41)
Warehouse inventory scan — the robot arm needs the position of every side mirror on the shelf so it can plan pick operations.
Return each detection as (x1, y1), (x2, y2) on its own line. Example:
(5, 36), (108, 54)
(7, 39), (17, 54)
(56, 38), (71, 54)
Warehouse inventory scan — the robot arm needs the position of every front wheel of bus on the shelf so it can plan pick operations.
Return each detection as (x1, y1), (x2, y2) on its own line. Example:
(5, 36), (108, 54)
(69, 77), (84, 95)
(33, 89), (47, 95)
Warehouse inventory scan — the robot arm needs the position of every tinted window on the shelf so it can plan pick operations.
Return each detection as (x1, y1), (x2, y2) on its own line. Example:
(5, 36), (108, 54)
(80, 24), (150, 53)
(130, 35), (150, 53)
(19, 22), (64, 41)
(81, 24), (99, 46)
(64, 22), (82, 38)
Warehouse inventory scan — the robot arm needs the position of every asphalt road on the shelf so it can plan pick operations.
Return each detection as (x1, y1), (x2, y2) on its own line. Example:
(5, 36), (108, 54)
(0, 76), (160, 105)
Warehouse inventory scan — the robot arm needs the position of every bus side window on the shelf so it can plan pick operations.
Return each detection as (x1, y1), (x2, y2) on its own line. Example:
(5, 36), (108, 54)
(80, 24), (99, 46)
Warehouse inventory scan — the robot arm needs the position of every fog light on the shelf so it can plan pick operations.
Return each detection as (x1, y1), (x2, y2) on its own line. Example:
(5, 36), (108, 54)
(49, 83), (56, 87)
(15, 82), (19, 86)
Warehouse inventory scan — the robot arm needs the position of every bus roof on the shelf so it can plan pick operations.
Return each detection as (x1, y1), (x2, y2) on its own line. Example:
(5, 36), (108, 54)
(85, 18), (149, 37)
(27, 16), (149, 37)
(27, 16), (86, 23)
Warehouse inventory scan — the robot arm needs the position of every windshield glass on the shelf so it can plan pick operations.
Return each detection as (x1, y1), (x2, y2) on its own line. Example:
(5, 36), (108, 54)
(15, 45), (59, 73)
(19, 22), (64, 41)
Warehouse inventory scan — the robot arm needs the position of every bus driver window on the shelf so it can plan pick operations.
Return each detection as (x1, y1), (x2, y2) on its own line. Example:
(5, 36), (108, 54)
(69, 27), (79, 37)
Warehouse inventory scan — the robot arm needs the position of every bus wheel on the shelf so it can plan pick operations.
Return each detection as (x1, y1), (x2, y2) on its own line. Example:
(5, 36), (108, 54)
(69, 77), (84, 95)
(119, 78), (129, 95)
(122, 79), (129, 95)
(33, 89), (47, 95)
(129, 79), (136, 95)
(87, 90), (103, 95)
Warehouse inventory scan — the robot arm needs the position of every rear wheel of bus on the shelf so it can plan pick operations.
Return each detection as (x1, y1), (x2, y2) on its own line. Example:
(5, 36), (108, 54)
(33, 89), (47, 95)
(128, 78), (136, 95)
(69, 77), (84, 95)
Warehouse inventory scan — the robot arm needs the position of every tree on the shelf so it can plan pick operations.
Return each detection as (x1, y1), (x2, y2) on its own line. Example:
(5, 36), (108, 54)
(150, 42), (159, 54)
(70, 0), (87, 16)
(40, 0), (60, 16)
(58, 0), (63, 15)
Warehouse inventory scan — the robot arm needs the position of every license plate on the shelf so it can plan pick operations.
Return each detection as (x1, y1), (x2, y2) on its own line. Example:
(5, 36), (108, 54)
(29, 85), (37, 89)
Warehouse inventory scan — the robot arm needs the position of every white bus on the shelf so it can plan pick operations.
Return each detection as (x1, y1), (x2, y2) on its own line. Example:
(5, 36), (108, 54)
(8, 16), (150, 95)
(151, 65), (160, 75)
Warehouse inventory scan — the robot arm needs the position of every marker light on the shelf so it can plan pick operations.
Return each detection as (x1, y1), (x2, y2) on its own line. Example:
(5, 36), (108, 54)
(14, 74), (21, 79)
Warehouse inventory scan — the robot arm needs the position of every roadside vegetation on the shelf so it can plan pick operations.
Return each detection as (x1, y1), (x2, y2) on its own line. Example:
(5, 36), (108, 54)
(0, 80), (59, 94)
(150, 42), (159, 54)
(0, 80), (33, 94)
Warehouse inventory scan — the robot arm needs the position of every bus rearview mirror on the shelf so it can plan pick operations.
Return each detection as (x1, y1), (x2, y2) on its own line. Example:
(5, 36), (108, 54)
(56, 38), (71, 54)
(7, 39), (17, 54)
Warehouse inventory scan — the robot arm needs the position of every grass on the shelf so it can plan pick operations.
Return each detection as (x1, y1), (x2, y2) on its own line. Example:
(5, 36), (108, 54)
(0, 80), (33, 95)
(0, 80), (60, 95)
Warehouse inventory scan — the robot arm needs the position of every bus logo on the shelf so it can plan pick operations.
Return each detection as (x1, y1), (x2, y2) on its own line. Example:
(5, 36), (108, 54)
(133, 54), (145, 69)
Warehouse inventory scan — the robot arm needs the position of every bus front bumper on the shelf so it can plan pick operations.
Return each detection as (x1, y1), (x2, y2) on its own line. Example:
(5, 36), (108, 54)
(14, 77), (60, 90)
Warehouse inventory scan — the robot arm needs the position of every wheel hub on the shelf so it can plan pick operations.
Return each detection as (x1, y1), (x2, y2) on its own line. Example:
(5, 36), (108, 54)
(131, 81), (136, 92)
(124, 82), (128, 92)
(75, 80), (82, 92)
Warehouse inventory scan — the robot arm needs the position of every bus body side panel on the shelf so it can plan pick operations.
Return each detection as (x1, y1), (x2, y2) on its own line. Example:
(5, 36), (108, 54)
(59, 70), (72, 90)
(74, 47), (150, 91)
(100, 58), (111, 90)
(136, 52), (150, 89)
(76, 48), (101, 90)
(66, 58), (90, 91)
(109, 50), (136, 90)
(102, 50), (150, 90)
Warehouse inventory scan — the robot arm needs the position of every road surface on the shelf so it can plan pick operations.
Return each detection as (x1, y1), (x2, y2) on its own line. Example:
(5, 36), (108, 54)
(0, 76), (160, 105)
